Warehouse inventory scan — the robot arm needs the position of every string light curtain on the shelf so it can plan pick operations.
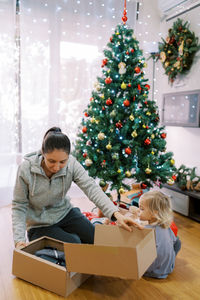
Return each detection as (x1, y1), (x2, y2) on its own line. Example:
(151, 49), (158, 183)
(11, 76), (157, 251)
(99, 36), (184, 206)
(20, 0), (137, 152)
(0, 0), (136, 204)
(0, 0), (17, 205)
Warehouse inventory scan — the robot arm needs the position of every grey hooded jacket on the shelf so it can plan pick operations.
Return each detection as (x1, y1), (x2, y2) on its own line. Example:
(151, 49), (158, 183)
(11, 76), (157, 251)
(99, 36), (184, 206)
(12, 151), (118, 245)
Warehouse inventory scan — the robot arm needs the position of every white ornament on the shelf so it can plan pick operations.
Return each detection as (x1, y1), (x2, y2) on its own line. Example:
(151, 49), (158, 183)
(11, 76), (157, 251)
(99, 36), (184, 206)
(85, 158), (93, 167)
(98, 132), (105, 140)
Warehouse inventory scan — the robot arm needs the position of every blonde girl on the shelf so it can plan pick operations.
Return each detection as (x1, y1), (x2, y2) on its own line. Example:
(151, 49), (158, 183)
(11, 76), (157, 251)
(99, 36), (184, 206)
(138, 190), (181, 279)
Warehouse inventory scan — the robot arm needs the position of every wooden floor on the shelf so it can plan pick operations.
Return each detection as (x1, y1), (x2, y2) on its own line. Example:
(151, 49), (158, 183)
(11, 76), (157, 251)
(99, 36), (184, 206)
(1, 197), (200, 300)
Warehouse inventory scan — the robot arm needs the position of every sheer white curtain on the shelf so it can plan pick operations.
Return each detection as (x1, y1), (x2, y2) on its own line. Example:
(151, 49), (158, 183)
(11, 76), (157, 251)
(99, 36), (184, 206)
(0, 0), (136, 205)
(0, 0), (17, 206)
(20, 0), (137, 151)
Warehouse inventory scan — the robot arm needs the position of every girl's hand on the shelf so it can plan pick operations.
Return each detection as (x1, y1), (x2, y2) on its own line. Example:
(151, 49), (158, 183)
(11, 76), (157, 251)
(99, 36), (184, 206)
(15, 241), (28, 249)
(113, 211), (144, 232)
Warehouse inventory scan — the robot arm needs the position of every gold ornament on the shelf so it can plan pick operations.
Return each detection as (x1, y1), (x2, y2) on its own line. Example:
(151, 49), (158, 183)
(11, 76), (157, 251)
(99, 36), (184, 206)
(178, 41), (184, 56)
(121, 82), (127, 89)
(143, 124), (146, 128)
(131, 130), (137, 138)
(95, 119), (99, 124)
(98, 132), (105, 140)
(117, 169), (122, 173)
(90, 117), (96, 123)
(170, 159), (175, 165)
(151, 134), (155, 139)
(129, 114), (134, 121)
(125, 171), (131, 177)
(167, 178), (175, 186)
(145, 167), (152, 174)
(119, 187), (125, 194)
(101, 94), (104, 99)
(160, 51), (166, 62)
(116, 32), (120, 35)
(106, 143), (112, 150)
(167, 50), (171, 54)
(165, 61), (169, 67)
(94, 82), (101, 91)
(143, 62), (147, 68)
(97, 149), (100, 153)
(146, 111), (151, 116)
(151, 151), (155, 155)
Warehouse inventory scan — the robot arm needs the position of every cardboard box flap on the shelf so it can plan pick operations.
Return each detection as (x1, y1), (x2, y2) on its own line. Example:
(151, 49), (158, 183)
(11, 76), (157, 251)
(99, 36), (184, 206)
(94, 224), (153, 247)
(64, 243), (139, 279)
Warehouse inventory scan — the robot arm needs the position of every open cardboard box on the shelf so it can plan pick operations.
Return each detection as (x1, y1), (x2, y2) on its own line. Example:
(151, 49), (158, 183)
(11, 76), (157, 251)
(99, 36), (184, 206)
(12, 235), (90, 297)
(12, 224), (156, 297)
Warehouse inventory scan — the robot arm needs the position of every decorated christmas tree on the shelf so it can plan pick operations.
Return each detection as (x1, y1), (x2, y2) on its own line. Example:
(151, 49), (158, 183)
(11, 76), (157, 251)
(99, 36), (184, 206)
(73, 12), (176, 199)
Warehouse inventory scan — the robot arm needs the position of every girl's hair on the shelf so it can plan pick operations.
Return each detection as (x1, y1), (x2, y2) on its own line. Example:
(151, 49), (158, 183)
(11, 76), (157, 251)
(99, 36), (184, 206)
(141, 190), (173, 228)
(42, 127), (71, 154)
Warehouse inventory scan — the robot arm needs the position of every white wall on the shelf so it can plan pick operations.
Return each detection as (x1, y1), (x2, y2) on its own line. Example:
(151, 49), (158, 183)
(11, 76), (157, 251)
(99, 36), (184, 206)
(135, 0), (200, 174)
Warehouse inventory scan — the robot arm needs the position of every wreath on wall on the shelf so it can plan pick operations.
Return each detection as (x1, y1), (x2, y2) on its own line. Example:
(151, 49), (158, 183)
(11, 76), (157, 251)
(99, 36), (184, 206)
(157, 18), (200, 84)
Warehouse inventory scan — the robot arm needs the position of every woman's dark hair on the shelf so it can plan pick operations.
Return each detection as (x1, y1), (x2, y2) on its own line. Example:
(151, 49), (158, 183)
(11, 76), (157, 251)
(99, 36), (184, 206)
(42, 127), (71, 154)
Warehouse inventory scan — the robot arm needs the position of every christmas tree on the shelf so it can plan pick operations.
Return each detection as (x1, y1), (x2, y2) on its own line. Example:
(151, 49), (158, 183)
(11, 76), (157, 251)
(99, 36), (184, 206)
(73, 21), (176, 199)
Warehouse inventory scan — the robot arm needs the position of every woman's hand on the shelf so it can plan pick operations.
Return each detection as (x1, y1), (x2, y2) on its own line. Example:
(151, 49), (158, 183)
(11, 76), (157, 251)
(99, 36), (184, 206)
(113, 211), (144, 232)
(15, 241), (28, 249)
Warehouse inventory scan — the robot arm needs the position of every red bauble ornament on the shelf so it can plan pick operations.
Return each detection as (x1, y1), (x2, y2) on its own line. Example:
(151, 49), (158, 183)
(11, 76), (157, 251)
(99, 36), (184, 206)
(134, 66), (141, 74)
(84, 112), (89, 117)
(82, 127), (87, 133)
(102, 58), (108, 65)
(146, 126), (149, 129)
(122, 15), (128, 23)
(161, 133), (167, 139)
(138, 84), (141, 91)
(125, 147), (131, 155)
(102, 106), (105, 110)
(131, 49), (134, 53)
(144, 138), (151, 145)
(106, 98), (113, 106)
(128, 83), (131, 87)
(90, 97), (94, 101)
(126, 51), (129, 55)
(133, 96), (136, 101)
(105, 77), (112, 84)
(172, 175), (177, 180)
(116, 121), (122, 129)
(123, 99), (130, 107)
(83, 152), (87, 158)
(145, 84), (150, 90)
(110, 37), (113, 42)
(141, 183), (147, 189)
(144, 101), (148, 105)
